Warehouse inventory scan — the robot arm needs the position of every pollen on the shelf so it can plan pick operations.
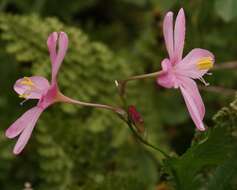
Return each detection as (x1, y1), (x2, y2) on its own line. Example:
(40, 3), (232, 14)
(20, 77), (36, 87)
(19, 93), (30, 99)
(18, 77), (37, 99)
(197, 57), (213, 70)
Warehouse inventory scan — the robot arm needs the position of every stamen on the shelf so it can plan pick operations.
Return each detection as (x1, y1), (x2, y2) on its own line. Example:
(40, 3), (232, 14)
(19, 94), (27, 99)
(19, 92), (30, 99)
(206, 72), (212, 76)
(20, 99), (29, 106)
(199, 77), (209, 86)
(18, 77), (38, 100)
(197, 57), (213, 70)
(20, 77), (36, 88)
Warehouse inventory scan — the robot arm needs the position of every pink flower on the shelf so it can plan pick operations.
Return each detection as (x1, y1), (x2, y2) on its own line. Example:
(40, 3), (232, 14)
(5, 32), (70, 154)
(157, 8), (214, 131)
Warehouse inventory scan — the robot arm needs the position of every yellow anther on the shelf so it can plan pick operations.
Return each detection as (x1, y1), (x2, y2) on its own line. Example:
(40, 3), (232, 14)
(18, 77), (36, 99)
(197, 57), (213, 70)
(20, 77), (36, 88)
(19, 93), (30, 99)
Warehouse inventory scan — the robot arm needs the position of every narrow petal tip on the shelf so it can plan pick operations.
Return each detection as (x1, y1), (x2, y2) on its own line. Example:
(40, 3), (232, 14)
(197, 122), (206, 131)
(165, 11), (173, 18)
(163, 11), (174, 60)
(49, 31), (69, 83)
(13, 147), (21, 155)
(13, 145), (25, 155)
(177, 8), (185, 22)
(47, 32), (58, 48)
(59, 31), (67, 36)
(7, 107), (43, 155)
(199, 127), (205, 131)
(5, 129), (14, 139)
(179, 8), (185, 14)
(59, 32), (69, 47)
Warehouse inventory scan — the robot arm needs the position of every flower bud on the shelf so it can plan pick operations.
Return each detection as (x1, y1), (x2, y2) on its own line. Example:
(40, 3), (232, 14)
(128, 105), (145, 134)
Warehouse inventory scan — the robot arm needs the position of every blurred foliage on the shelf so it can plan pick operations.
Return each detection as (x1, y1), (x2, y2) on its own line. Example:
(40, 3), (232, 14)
(0, 0), (236, 189)
(165, 100), (237, 190)
(215, 0), (237, 22)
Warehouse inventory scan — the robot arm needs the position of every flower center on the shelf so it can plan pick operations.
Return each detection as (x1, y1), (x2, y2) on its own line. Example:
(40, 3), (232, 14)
(197, 57), (213, 70)
(19, 77), (37, 99)
(20, 77), (35, 87)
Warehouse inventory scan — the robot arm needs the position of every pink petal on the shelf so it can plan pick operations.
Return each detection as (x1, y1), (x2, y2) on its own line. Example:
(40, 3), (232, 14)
(47, 32), (58, 67)
(178, 77), (205, 131)
(174, 8), (185, 62)
(56, 32), (68, 70)
(37, 83), (58, 109)
(47, 32), (68, 83)
(12, 107), (43, 155)
(178, 76), (205, 118)
(163, 11), (174, 61)
(5, 106), (43, 139)
(161, 58), (172, 72)
(157, 59), (177, 88)
(157, 75), (176, 89)
(14, 76), (50, 99)
(175, 48), (214, 79)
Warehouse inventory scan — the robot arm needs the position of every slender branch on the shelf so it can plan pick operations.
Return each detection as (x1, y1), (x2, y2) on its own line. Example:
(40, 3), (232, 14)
(59, 91), (169, 157)
(115, 71), (170, 157)
(125, 119), (170, 158)
(199, 85), (236, 96)
(115, 71), (162, 96)
(213, 61), (237, 70)
(120, 71), (162, 82)
(57, 92), (126, 116)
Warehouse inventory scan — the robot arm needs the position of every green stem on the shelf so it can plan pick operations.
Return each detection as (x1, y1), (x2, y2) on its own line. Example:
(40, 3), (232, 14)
(115, 71), (162, 97)
(57, 92), (126, 116)
(126, 120), (170, 158)
(58, 90), (169, 158)
(115, 71), (169, 158)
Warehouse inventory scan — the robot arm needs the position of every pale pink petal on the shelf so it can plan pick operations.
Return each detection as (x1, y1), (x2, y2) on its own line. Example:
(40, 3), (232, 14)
(163, 11), (174, 61)
(56, 32), (68, 69)
(157, 73), (173, 88)
(178, 77), (205, 131)
(174, 8), (185, 62)
(178, 76), (205, 118)
(49, 32), (68, 83)
(47, 32), (58, 67)
(14, 76), (50, 99)
(175, 48), (214, 79)
(157, 59), (178, 88)
(157, 72), (176, 89)
(5, 106), (43, 139)
(12, 107), (44, 154)
(161, 58), (172, 72)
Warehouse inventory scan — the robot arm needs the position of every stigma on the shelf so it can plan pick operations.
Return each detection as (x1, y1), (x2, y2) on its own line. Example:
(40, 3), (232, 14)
(197, 57), (213, 70)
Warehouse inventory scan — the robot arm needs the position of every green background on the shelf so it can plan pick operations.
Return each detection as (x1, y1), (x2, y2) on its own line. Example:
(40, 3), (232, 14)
(0, 0), (237, 189)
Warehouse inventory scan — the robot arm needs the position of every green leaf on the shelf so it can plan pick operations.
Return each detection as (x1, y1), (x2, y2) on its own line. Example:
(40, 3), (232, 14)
(164, 96), (237, 190)
(215, 0), (237, 22)
(165, 124), (236, 190)
(207, 154), (237, 190)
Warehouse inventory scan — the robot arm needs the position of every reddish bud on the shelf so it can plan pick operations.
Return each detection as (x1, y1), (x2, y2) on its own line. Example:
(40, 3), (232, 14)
(128, 105), (145, 134)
